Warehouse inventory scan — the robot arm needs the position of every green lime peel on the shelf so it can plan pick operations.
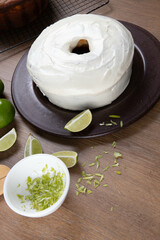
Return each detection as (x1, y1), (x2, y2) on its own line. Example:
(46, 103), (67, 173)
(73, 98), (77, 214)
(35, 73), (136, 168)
(17, 166), (65, 211)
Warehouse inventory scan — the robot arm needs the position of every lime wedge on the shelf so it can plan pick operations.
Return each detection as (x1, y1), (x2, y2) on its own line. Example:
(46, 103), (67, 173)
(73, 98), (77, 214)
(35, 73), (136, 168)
(52, 151), (78, 168)
(0, 128), (17, 152)
(64, 109), (92, 132)
(24, 134), (42, 157)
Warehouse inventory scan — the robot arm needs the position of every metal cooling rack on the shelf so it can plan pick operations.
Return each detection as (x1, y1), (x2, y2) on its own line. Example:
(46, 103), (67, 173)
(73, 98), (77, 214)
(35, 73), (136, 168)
(0, 0), (109, 53)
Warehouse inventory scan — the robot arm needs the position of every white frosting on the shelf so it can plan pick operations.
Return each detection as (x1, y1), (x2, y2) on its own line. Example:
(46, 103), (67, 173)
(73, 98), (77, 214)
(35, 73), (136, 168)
(27, 14), (134, 110)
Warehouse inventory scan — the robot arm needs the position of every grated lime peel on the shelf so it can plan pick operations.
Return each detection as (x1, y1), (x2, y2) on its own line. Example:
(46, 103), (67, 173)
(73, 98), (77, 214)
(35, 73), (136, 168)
(82, 162), (87, 167)
(112, 141), (116, 148)
(103, 166), (110, 171)
(93, 179), (100, 188)
(89, 162), (96, 167)
(120, 120), (123, 127)
(114, 151), (122, 159)
(17, 167), (65, 211)
(87, 190), (92, 194)
(105, 123), (113, 126)
(110, 207), (114, 212)
(112, 163), (120, 167)
(109, 115), (120, 118)
(110, 120), (117, 125)
(87, 180), (92, 185)
(94, 173), (104, 182)
(77, 177), (82, 183)
(103, 184), (108, 187)
(75, 140), (125, 201)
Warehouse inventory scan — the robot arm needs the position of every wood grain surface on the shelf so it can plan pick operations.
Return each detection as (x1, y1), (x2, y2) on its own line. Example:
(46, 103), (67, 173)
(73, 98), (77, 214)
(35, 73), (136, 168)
(0, 0), (160, 239)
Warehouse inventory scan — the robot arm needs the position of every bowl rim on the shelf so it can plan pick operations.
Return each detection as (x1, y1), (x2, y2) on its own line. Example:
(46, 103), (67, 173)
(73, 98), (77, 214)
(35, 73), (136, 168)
(3, 153), (70, 218)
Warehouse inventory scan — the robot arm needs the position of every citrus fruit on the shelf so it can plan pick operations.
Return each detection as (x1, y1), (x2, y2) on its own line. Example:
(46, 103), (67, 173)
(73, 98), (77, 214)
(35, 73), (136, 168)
(64, 109), (92, 132)
(52, 151), (78, 168)
(0, 99), (15, 129)
(0, 165), (10, 195)
(24, 134), (42, 157)
(0, 128), (17, 152)
(0, 79), (4, 95)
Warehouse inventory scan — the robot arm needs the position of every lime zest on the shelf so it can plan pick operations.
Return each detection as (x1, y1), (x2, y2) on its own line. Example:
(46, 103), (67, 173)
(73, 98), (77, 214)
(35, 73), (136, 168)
(95, 160), (100, 169)
(22, 168), (65, 211)
(85, 173), (93, 177)
(105, 123), (113, 126)
(95, 155), (102, 160)
(89, 162), (96, 167)
(101, 115), (123, 128)
(104, 150), (108, 154)
(17, 194), (24, 201)
(110, 120), (117, 125)
(103, 184), (108, 187)
(42, 164), (48, 173)
(78, 185), (87, 194)
(76, 191), (79, 196)
(93, 179), (100, 188)
(120, 120), (123, 127)
(95, 155), (102, 169)
(114, 151), (122, 159)
(75, 140), (125, 200)
(86, 180), (92, 185)
(110, 207), (114, 212)
(94, 173), (104, 182)
(103, 166), (110, 171)
(87, 190), (92, 194)
(109, 115), (120, 118)
(77, 177), (82, 183)
(76, 184), (79, 190)
(112, 163), (120, 167)
(114, 159), (117, 164)
(82, 162), (87, 167)
(112, 141), (116, 148)
(83, 176), (94, 180)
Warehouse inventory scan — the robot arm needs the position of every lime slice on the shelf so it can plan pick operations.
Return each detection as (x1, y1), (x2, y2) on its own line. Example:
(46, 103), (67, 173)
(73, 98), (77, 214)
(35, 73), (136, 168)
(24, 134), (42, 157)
(52, 151), (78, 168)
(0, 128), (17, 152)
(0, 99), (15, 129)
(0, 79), (4, 95)
(64, 109), (92, 132)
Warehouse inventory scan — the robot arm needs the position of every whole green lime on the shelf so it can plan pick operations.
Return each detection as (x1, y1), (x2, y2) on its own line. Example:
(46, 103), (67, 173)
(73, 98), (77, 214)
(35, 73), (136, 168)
(0, 99), (15, 128)
(0, 79), (4, 95)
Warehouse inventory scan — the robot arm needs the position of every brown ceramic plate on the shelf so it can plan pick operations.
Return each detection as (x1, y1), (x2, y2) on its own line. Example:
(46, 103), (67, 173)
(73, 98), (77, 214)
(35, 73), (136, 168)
(11, 21), (160, 138)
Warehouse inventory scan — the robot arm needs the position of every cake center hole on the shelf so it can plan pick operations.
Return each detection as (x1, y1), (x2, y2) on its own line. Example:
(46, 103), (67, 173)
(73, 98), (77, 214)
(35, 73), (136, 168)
(71, 39), (90, 54)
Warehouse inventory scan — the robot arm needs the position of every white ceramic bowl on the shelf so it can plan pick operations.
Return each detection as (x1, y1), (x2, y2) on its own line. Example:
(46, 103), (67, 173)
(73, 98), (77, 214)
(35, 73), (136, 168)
(3, 154), (70, 218)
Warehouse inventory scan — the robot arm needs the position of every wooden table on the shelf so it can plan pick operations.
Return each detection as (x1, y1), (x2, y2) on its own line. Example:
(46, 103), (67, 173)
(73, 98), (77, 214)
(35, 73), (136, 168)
(0, 0), (160, 239)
